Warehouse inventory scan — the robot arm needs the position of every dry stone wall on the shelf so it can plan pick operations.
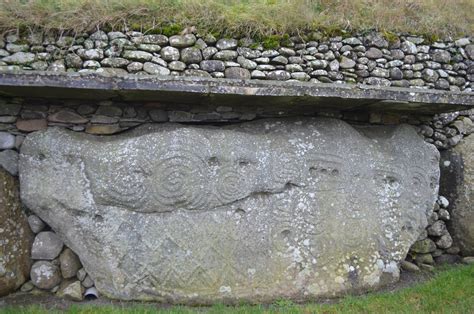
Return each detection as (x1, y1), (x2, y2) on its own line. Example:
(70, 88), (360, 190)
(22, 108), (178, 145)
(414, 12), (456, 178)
(0, 81), (473, 300)
(0, 31), (473, 92)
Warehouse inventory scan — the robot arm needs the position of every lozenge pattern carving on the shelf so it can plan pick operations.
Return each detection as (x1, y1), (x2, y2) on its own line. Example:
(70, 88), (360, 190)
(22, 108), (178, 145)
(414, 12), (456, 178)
(19, 118), (440, 303)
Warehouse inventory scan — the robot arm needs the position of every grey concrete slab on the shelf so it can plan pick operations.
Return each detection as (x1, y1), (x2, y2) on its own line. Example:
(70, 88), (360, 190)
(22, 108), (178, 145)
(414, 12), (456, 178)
(0, 72), (472, 114)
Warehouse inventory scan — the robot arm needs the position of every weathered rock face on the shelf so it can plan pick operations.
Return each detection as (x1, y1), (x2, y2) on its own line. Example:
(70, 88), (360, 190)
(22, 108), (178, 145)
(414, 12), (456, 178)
(19, 118), (439, 303)
(0, 168), (33, 296)
(440, 135), (474, 255)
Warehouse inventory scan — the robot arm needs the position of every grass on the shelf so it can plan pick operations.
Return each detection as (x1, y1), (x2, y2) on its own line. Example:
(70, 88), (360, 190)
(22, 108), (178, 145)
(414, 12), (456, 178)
(1, 264), (474, 313)
(0, 1), (472, 39)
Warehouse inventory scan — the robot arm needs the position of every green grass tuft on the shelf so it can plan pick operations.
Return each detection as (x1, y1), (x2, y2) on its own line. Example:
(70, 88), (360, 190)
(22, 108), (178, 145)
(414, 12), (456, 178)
(1, 264), (474, 314)
(0, 1), (472, 38)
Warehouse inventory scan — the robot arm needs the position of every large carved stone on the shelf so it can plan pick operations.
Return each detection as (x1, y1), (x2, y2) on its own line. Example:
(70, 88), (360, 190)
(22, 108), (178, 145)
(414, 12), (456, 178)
(19, 118), (439, 303)
(0, 168), (33, 296)
(440, 135), (474, 255)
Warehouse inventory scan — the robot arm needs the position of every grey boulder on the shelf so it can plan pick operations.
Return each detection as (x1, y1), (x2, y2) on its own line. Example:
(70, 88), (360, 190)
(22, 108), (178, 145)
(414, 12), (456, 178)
(0, 169), (33, 296)
(20, 118), (439, 303)
(440, 136), (474, 255)
(30, 261), (62, 290)
(31, 231), (64, 260)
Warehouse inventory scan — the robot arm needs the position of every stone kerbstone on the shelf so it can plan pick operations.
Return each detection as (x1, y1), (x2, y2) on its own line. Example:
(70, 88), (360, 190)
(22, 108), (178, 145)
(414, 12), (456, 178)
(31, 231), (64, 260)
(60, 248), (82, 279)
(0, 169), (33, 296)
(169, 35), (196, 48)
(365, 48), (383, 59)
(30, 261), (61, 290)
(2, 52), (35, 65)
(57, 280), (84, 301)
(122, 50), (153, 62)
(0, 149), (19, 176)
(462, 256), (474, 264)
(65, 54), (83, 68)
(339, 56), (356, 69)
(0, 103), (21, 116)
(28, 215), (46, 233)
(148, 109), (168, 122)
(400, 260), (420, 272)
(16, 119), (48, 132)
(183, 69), (211, 78)
(216, 39), (238, 50)
(465, 45), (474, 60)
(48, 110), (88, 124)
(137, 44), (161, 53)
(434, 254), (460, 265)
(142, 35), (168, 46)
(427, 220), (447, 237)
(224, 67), (251, 80)
(19, 118), (439, 303)
(82, 275), (94, 288)
(168, 61), (186, 71)
(440, 136), (474, 255)
(143, 62), (171, 76)
(436, 234), (453, 249)
(85, 124), (121, 135)
(180, 47), (202, 64)
(200, 60), (225, 72)
(266, 70), (291, 81)
(160, 46), (180, 62)
(432, 50), (451, 64)
(410, 238), (437, 254)
(101, 58), (130, 68)
(0, 132), (15, 150)
(213, 50), (238, 61)
(77, 268), (87, 281)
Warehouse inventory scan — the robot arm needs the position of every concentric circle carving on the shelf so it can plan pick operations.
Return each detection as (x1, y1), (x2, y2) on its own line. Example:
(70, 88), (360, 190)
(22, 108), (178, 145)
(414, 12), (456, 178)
(98, 152), (149, 210)
(151, 149), (210, 210)
(216, 167), (249, 204)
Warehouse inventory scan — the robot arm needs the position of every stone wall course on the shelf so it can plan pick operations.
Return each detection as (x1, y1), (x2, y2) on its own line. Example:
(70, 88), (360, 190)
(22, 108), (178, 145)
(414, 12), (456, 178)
(0, 31), (471, 92)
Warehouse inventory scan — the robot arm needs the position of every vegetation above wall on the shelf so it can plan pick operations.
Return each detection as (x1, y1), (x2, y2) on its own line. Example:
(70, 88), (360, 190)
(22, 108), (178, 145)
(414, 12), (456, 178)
(0, 0), (473, 39)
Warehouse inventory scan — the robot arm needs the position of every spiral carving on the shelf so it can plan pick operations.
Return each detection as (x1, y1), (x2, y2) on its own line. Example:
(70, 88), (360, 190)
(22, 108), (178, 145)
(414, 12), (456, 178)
(98, 154), (149, 210)
(216, 167), (249, 204)
(151, 149), (210, 211)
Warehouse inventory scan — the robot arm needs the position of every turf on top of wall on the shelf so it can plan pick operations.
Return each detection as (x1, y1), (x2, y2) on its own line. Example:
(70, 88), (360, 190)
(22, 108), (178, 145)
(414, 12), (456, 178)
(0, 0), (473, 39)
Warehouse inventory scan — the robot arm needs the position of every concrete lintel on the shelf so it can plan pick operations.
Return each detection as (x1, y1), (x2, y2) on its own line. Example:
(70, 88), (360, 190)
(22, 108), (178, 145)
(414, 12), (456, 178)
(0, 71), (472, 114)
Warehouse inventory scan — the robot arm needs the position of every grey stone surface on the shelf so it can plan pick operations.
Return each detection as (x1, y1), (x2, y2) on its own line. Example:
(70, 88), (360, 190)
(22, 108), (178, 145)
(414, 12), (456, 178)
(2, 52), (35, 65)
(169, 35), (196, 48)
(180, 47), (202, 64)
(200, 60), (225, 72)
(77, 268), (87, 281)
(31, 231), (64, 260)
(216, 39), (238, 50)
(30, 261), (61, 290)
(0, 73), (472, 114)
(60, 248), (82, 279)
(122, 51), (153, 62)
(1, 28), (467, 94)
(0, 132), (15, 149)
(143, 63), (171, 76)
(82, 275), (94, 289)
(0, 169), (33, 296)
(440, 136), (474, 255)
(0, 149), (19, 176)
(160, 46), (180, 62)
(20, 118), (439, 303)
(28, 215), (46, 234)
(57, 280), (84, 301)
(224, 67), (251, 80)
